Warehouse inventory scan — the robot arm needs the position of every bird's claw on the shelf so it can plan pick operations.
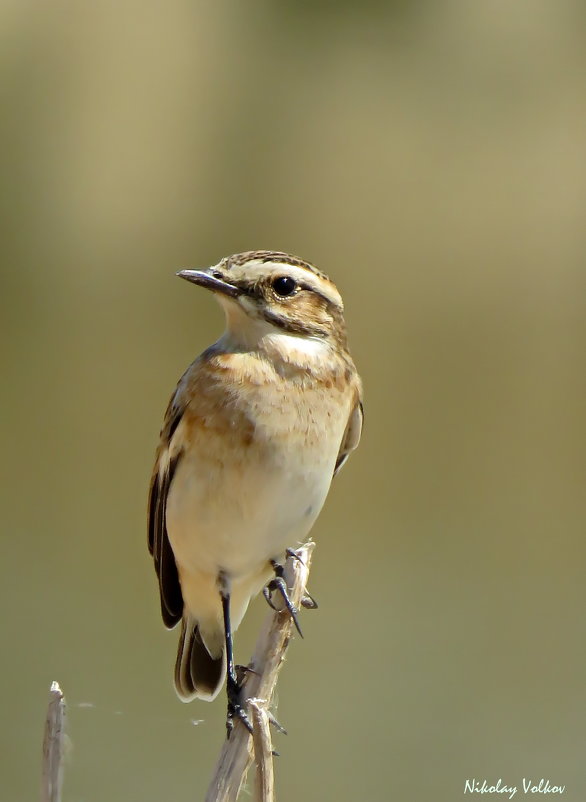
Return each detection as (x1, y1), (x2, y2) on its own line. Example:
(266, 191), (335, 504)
(285, 547), (305, 565)
(263, 575), (304, 637)
(267, 710), (287, 735)
(301, 591), (318, 609)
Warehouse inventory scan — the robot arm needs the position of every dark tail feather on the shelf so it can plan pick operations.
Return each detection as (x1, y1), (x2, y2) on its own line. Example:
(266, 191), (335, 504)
(174, 618), (225, 702)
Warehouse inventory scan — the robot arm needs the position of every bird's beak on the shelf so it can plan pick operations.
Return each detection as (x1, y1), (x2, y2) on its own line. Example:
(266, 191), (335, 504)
(177, 269), (242, 299)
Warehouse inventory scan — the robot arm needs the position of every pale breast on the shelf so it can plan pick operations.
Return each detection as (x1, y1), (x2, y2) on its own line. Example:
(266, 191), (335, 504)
(165, 351), (354, 578)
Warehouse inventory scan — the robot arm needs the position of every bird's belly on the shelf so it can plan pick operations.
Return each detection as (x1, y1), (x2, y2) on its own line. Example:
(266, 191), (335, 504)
(166, 437), (335, 578)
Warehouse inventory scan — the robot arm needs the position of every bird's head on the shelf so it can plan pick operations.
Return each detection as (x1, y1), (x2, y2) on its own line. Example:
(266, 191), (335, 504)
(178, 250), (348, 352)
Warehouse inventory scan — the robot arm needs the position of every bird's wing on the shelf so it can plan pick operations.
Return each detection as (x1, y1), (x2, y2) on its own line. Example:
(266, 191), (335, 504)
(147, 393), (185, 629)
(334, 397), (363, 476)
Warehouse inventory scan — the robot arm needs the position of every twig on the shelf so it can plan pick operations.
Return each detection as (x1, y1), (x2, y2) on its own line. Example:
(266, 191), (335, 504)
(41, 681), (66, 802)
(248, 699), (275, 802)
(205, 541), (315, 802)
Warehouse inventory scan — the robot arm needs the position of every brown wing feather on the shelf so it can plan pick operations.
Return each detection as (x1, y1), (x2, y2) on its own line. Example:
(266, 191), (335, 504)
(334, 399), (363, 476)
(147, 397), (185, 629)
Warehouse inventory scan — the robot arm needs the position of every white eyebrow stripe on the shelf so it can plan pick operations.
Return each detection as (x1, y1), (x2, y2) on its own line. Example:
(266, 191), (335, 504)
(240, 260), (342, 306)
(240, 261), (315, 282)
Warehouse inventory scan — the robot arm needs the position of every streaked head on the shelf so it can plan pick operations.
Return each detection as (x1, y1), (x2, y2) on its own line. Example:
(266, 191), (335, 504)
(178, 250), (348, 349)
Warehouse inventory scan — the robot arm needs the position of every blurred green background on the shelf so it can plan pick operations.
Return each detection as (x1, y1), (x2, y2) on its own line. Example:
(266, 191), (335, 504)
(1, 1), (585, 800)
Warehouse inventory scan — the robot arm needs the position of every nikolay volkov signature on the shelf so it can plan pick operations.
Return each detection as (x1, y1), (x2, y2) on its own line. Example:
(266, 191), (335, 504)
(464, 779), (565, 799)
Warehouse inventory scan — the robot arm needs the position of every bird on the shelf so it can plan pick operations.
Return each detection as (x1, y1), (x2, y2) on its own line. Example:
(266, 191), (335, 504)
(147, 250), (363, 731)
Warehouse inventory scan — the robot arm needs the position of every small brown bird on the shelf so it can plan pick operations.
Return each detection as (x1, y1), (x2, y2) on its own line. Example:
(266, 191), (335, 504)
(148, 250), (362, 729)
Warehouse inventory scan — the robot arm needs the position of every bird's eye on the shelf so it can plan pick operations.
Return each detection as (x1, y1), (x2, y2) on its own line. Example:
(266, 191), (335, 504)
(272, 276), (297, 297)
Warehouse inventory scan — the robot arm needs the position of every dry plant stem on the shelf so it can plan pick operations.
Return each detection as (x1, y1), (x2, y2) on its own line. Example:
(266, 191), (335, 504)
(205, 542), (315, 802)
(248, 699), (275, 802)
(41, 681), (66, 802)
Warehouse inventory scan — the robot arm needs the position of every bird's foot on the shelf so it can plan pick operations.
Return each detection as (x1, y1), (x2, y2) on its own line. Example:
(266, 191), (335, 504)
(263, 576), (303, 635)
(226, 675), (252, 738)
(226, 674), (287, 740)
(263, 559), (305, 636)
(263, 552), (318, 632)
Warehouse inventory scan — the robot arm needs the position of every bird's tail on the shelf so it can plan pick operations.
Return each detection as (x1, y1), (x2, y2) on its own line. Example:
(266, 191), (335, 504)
(174, 617), (226, 702)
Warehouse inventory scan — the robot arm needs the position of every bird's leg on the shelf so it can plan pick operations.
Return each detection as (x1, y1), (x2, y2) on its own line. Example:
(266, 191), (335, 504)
(219, 573), (252, 737)
(263, 557), (311, 637)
